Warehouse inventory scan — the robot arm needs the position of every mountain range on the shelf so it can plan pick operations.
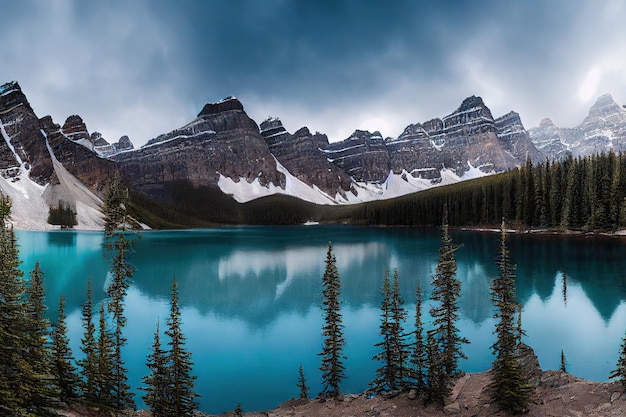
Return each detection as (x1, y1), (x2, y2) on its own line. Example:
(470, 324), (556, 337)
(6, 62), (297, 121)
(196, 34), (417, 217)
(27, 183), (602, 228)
(0, 80), (625, 229)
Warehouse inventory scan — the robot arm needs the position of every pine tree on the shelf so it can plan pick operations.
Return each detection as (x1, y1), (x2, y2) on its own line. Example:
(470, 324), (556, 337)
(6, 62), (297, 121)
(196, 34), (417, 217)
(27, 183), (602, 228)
(560, 349), (568, 373)
(371, 269), (408, 393)
(51, 295), (80, 404)
(610, 332), (626, 392)
(79, 279), (98, 403)
(408, 282), (427, 395)
(429, 210), (468, 378)
(234, 403), (244, 417)
(22, 262), (57, 413)
(425, 331), (447, 405)
(371, 270), (394, 393)
(0, 194), (25, 413)
(489, 225), (532, 414)
(390, 270), (409, 390)
(319, 242), (346, 398)
(106, 233), (135, 410)
(297, 364), (310, 400)
(96, 303), (116, 407)
(165, 276), (198, 416)
(142, 320), (169, 417)
(102, 172), (137, 411)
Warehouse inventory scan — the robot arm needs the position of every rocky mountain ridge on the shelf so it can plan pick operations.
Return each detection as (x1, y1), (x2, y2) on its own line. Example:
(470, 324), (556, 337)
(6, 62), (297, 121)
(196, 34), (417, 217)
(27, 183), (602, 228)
(1, 78), (625, 229)
(528, 94), (626, 160)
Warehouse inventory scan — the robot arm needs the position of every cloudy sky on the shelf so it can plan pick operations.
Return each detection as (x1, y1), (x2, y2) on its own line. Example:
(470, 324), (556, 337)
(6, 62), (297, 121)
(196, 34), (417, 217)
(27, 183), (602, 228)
(1, 0), (625, 147)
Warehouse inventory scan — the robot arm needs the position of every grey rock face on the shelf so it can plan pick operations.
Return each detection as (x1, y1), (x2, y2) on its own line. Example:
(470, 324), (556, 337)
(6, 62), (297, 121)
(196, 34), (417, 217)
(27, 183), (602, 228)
(0, 81), (54, 184)
(260, 118), (352, 198)
(115, 98), (283, 199)
(529, 94), (626, 160)
(323, 130), (390, 183)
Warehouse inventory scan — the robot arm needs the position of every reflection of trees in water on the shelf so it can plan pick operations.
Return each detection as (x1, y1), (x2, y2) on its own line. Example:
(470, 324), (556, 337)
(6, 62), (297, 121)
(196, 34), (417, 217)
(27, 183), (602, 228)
(26, 227), (626, 329)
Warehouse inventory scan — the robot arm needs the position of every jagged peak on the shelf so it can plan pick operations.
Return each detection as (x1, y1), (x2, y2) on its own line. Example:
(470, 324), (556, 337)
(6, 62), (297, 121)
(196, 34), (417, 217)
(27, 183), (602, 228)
(197, 96), (244, 118)
(443, 95), (494, 124)
(539, 117), (556, 128)
(592, 93), (616, 107)
(458, 95), (487, 112)
(0, 80), (21, 96)
(260, 116), (285, 133)
(585, 93), (624, 121)
(348, 129), (383, 141)
(293, 126), (311, 137)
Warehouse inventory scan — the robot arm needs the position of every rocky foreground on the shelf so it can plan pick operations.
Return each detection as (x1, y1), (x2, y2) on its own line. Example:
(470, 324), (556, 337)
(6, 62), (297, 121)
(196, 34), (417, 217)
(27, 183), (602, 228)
(57, 346), (626, 417)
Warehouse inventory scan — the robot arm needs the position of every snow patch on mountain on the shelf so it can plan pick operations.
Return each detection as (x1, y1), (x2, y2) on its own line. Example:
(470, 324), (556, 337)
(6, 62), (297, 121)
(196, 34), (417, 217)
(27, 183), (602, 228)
(0, 125), (104, 230)
(218, 157), (490, 205)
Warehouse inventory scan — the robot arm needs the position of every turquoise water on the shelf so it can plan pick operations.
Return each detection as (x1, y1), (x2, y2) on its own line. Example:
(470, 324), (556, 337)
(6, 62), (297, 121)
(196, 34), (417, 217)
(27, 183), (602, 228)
(14, 226), (626, 414)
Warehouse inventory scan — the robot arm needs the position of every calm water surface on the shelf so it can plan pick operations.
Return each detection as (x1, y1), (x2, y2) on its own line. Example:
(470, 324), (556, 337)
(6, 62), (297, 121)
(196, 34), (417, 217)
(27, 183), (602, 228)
(15, 226), (626, 413)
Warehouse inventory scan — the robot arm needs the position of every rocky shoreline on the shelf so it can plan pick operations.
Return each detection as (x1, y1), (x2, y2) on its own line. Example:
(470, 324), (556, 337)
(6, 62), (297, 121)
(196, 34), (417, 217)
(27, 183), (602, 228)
(57, 346), (626, 417)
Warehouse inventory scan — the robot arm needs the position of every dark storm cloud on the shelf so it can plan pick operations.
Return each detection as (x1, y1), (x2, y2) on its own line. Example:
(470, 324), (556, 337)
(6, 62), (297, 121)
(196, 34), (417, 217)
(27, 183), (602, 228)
(0, 0), (625, 146)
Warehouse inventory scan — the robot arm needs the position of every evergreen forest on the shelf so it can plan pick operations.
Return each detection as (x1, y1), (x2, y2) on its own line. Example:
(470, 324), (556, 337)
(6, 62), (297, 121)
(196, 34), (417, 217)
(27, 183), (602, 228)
(126, 151), (626, 231)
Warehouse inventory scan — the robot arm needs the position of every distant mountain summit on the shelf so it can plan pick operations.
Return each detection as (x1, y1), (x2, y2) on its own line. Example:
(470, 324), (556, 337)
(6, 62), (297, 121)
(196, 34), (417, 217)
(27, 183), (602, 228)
(529, 94), (626, 159)
(8, 79), (622, 229)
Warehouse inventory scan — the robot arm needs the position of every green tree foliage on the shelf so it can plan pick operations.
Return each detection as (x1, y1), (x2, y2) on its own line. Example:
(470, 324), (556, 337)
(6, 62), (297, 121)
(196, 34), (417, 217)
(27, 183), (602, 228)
(142, 321), (169, 417)
(102, 173), (137, 411)
(297, 364), (310, 400)
(47, 201), (77, 229)
(79, 279), (98, 403)
(560, 349), (568, 373)
(426, 211), (469, 405)
(22, 262), (57, 414)
(370, 269), (408, 393)
(319, 242), (347, 398)
(429, 212), (469, 376)
(51, 295), (80, 404)
(408, 282), (427, 395)
(349, 152), (626, 232)
(0, 194), (25, 413)
(165, 276), (198, 416)
(489, 226), (532, 414)
(96, 303), (116, 408)
(610, 332), (626, 392)
(0, 195), (59, 415)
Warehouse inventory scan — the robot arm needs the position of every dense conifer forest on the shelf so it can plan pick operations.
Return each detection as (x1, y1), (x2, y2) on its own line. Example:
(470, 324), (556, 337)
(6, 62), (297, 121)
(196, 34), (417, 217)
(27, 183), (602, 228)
(127, 151), (626, 231)
(349, 152), (626, 230)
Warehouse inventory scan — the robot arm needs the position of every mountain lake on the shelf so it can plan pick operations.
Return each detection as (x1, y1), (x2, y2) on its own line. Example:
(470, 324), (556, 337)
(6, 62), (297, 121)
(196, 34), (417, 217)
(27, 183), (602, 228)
(14, 226), (626, 414)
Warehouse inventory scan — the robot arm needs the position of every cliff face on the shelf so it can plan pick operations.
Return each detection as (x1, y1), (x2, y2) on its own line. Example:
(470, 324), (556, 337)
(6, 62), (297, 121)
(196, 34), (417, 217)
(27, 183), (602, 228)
(529, 94), (626, 160)
(0, 81), (54, 184)
(114, 97), (284, 202)
(260, 118), (353, 198)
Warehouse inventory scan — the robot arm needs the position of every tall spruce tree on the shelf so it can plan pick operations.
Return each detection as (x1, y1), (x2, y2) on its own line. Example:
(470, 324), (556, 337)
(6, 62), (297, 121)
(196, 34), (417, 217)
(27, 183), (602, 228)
(0, 194), (25, 413)
(142, 320), (169, 417)
(371, 269), (408, 393)
(79, 279), (98, 403)
(22, 262), (57, 414)
(297, 364), (310, 400)
(489, 224), (531, 414)
(102, 173), (136, 410)
(429, 210), (468, 377)
(165, 276), (198, 416)
(319, 242), (346, 398)
(408, 282), (427, 394)
(51, 295), (80, 404)
(426, 209), (468, 405)
(96, 303), (116, 408)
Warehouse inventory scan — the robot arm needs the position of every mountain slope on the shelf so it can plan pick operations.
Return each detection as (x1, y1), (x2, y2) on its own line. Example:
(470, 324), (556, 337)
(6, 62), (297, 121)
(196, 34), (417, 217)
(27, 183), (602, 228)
(529, 94), (626, 160)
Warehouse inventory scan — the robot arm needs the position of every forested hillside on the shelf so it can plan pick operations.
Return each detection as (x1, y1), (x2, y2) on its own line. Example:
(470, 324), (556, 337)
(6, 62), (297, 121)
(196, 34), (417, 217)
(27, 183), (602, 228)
(348, 151), (626, 231)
